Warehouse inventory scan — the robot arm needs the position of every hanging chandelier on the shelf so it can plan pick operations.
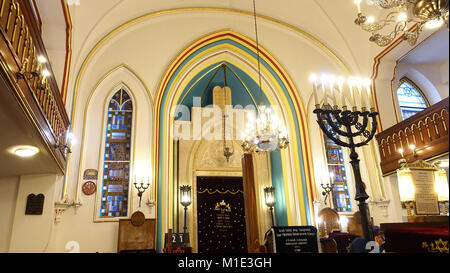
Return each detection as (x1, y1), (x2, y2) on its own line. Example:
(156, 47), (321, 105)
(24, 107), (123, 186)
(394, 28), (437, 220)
(353, 0), (449, 46)
(241, 0), (289, 153)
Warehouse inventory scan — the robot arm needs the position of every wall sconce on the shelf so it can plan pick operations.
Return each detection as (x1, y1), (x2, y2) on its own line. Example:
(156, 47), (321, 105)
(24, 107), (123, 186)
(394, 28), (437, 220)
(396, 167), (416, 216)
(16, 57), (50, 86)
(435, 168), (449, 215)
(264, 186), (276, 227)
(134, 176), (149, 208)
(320, 172), (335, 206)
(180, 185), (192, 234)
(55, 131), (75, 157)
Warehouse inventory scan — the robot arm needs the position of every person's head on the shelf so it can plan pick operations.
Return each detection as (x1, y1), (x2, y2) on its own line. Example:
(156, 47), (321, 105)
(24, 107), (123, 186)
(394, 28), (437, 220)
(347, 211), (363, 237)
(374, 230), (385, 246)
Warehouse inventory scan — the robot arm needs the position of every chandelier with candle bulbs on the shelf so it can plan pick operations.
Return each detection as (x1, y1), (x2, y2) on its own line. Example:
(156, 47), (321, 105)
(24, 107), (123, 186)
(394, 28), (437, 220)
(353, 0), (449, 47)
(241, 0), (289, 153)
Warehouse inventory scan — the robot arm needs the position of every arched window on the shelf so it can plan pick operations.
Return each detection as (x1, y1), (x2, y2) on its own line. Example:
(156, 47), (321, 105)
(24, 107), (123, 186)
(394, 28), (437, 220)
(323, 125), (352, 213)
(397, 78), (429, 120)
(100, 89), (133, 218)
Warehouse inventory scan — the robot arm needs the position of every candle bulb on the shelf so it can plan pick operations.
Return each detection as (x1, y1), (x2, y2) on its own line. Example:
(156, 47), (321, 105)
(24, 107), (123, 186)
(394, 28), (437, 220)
(358, 86), (366, 109)
(364, 78), (374, 110)
(354, 0), (362, 13)
(337, 77), (346, 108)
(332, 86), (338, 107)
(310, 74), (319, 106)
(348, 78), (356, 109)
(321, 75), (328, 107)
(329, 76), (337, 107)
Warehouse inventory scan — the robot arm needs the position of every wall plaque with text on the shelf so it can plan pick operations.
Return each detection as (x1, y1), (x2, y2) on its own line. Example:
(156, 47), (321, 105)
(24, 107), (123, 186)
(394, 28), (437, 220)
(412, 169), (440, 215)
(265, 226), (318, 253)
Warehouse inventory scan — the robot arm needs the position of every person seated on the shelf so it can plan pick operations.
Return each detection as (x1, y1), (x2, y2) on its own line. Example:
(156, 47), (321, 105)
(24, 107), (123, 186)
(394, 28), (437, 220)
(347, 212), (385, 253)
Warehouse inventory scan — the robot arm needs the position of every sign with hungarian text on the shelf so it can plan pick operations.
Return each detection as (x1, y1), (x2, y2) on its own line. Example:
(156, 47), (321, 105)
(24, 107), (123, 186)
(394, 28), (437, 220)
(265, 226), (318, 253)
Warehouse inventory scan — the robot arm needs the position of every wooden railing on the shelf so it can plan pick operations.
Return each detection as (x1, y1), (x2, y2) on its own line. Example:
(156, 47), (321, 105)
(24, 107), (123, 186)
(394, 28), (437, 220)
(0, 0), (70, 172)
(375, 97), (449, 175)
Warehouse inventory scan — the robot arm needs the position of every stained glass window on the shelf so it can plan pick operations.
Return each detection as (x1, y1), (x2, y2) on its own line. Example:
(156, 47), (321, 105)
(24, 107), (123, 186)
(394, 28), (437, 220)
(100, 90), (133, 218)
(397, 78), (429, 120)
(323, 123), (352, 213)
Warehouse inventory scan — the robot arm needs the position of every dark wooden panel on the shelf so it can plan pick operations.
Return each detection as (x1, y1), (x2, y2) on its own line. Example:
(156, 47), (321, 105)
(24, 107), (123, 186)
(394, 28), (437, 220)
(117, 219), (156, 253)
(375, 97), (449, 175)
(242, 154), (260, 253)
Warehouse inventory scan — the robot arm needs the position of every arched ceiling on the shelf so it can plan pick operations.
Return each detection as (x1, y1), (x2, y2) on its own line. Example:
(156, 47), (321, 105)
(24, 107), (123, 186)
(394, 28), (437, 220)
(64, 0), (387, 76)
(34, 0), (446, 111)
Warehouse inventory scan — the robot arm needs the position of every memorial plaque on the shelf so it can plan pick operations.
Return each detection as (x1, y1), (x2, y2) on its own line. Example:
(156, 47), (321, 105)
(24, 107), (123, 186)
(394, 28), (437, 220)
(412, 169), (440, 215)
(25, 194), (45, 215)
(265, 226), (318, 253)
(83, 169), (98, 180)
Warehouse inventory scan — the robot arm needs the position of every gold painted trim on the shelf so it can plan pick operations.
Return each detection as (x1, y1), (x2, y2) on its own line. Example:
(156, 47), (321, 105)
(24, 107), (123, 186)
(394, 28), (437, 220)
(70, 6), (351, 137)
(382, 151), (450, 177)
(64, 63), (153, 198)
(387, 26), (443, 123)
(67, 8), (353, 221)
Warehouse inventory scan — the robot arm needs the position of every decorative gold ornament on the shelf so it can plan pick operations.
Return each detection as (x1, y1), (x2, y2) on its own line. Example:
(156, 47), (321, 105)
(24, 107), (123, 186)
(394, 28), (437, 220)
(353, 0), (449, 46)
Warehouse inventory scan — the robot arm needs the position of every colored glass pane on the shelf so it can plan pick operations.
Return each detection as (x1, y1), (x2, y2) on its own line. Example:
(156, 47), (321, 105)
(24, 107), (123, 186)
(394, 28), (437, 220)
(100, 90), (133, 218)
(397, 80), (428, 120)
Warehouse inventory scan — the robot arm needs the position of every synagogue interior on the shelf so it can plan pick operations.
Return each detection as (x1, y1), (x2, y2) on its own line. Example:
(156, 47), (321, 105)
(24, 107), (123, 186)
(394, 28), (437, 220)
(0, 0), (448, 254)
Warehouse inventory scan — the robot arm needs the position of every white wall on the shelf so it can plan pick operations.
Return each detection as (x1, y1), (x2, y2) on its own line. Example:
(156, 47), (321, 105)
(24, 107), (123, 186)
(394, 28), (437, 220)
(0, 177), (19, 252)
(8, 174), (59, 253)
(395, 60), (449, 108)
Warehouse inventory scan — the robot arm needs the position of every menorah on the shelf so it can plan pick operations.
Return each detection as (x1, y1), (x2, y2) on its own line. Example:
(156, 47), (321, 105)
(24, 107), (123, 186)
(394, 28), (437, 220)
(313, 104), (378, 242)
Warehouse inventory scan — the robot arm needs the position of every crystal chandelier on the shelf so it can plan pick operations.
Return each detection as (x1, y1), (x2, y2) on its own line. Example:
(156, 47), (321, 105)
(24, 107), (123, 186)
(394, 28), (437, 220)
(353, 0), (449, 46)
(241, 0), (289, 153)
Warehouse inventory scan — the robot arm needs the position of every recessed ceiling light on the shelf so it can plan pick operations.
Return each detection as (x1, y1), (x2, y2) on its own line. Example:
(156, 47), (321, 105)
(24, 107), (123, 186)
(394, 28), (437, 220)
(13, 146), (39, 158)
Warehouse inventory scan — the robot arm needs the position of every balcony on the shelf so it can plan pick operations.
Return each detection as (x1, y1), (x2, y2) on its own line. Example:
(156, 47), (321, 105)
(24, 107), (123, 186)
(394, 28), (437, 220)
(0, 0), (70, 175)
(375, 97), (449, 176)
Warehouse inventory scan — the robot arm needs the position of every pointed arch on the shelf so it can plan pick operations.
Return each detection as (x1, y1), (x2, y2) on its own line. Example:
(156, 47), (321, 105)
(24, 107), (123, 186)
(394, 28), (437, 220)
(152, 30), (317, 251)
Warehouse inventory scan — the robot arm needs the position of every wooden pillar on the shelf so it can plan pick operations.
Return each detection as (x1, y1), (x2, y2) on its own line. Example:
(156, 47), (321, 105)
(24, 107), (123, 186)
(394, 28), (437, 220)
(242, 153), (260, 253)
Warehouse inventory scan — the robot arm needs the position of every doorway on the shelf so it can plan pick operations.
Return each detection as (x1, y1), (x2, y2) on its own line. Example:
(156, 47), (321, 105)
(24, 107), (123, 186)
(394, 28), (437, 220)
(196, 176), (247, 253)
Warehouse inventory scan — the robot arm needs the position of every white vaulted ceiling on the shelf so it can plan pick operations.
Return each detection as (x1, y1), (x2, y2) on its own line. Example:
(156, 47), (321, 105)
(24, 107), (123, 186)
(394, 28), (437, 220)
(59, 0), (389, 80)
(34, 0), (446, 114)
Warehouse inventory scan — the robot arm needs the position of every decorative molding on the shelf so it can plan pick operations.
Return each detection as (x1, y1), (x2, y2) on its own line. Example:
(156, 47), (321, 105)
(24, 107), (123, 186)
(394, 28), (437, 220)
(54, 195), (78, 223)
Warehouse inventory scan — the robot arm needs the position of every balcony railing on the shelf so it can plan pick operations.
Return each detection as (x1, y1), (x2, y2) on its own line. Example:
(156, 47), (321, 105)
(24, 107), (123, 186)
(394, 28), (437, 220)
(375, 97), (449, 176)
(0, 0), (70, 171)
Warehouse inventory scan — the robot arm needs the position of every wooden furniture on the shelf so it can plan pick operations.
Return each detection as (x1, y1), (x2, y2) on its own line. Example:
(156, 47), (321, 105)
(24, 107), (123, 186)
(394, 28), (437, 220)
(242, 154), (260, 253)
(117, 218), (156, 253)
(317, 208), (340, 238)
(375, 97), (449, 176)
(381, 221), (449, 253)
(319, 237), (338, 253)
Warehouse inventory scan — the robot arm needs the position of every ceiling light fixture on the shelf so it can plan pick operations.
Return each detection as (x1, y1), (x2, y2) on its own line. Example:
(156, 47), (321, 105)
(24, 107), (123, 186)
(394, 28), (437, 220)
(241, 0), (289, 153)
(13, 145), (39, 158)
(353, 0), (449, 47)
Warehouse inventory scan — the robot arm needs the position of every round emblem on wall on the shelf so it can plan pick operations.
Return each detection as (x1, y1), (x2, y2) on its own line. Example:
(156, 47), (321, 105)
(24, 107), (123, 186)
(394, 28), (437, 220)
(131, 211), (146, 226)
(131, 211), (145, 227)
(82, 181), (96, 196)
